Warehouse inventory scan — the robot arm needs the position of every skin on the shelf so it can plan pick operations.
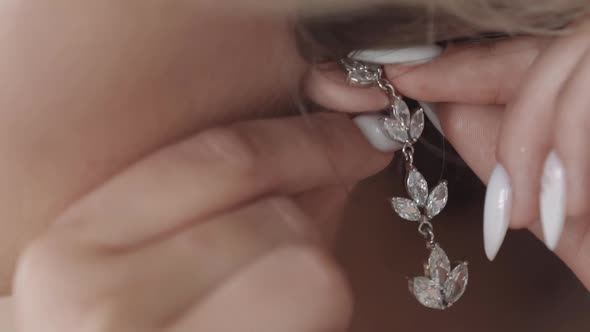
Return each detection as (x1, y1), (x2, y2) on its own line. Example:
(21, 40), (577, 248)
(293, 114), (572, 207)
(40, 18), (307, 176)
(309, 25), (590, 289)
(1, 0), (589, 331)
(2, 1), (391, 331)
(0, 1), (303, 291)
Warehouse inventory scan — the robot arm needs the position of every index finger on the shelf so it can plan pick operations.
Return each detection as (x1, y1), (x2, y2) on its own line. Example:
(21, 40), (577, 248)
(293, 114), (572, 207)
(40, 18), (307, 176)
(387, 37), (549, 105)
(55, 113), (391, 248)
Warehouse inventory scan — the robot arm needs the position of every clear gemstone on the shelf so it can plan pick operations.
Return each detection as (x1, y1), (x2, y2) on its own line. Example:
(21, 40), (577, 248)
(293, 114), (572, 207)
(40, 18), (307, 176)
(407, 168), (429, 207)
(443, 262), (469, 305)
(348, 68), (380, 86)
(410, 108), (425, 140)
(391, 197), (421, 221)
(392, 98), (411, 127)
(409, 277), (445, 310)
(428, 244), (451, 286)
(426, 181), (448, 218)
(342, 59), (382, 87)
(381, 117), (409, 143)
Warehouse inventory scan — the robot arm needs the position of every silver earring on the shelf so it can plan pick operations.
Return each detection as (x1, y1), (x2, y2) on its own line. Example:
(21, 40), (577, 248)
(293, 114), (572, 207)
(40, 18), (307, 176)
(341, 58), (468, 310)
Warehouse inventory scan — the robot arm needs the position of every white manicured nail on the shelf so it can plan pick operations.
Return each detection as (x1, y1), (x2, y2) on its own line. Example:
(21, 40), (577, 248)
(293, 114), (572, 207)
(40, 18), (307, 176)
(349, 45), (443, 65)
(353, 114), (402, 152)
(419, 102), (444, 136)
(483, 164), (512, 261)
(540, 151), (567, 251)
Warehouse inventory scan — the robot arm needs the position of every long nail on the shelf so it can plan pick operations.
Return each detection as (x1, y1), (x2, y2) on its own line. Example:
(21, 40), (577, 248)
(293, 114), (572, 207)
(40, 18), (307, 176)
(353, 114), (402, 152)
(540, 151), (567, 251)
(348, 45), (444, 65)
(483, 164), (512, 261)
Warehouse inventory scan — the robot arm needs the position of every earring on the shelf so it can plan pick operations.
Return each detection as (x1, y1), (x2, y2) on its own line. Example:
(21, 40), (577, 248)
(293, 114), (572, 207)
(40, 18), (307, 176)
(341, 59), (468, 310)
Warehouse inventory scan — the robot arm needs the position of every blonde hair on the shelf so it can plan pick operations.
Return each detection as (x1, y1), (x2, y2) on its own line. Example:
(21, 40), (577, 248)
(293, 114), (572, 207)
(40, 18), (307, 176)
(296, 0), (589, 62)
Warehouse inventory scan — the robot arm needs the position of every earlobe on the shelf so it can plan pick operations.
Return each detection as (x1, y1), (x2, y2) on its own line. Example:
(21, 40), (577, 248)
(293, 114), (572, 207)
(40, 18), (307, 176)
(303, 65), (389, 113)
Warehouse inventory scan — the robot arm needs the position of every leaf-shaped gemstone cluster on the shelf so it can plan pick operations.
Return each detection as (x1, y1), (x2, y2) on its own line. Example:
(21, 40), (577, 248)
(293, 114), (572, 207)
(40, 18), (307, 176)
(380, 98), (424, 144)
(408, 244), (469, 310)
(391, 168), (448, 222)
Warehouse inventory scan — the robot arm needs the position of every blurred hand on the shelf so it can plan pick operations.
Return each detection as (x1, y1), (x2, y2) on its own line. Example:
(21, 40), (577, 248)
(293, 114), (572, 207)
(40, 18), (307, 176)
(13, 113), (391, 332)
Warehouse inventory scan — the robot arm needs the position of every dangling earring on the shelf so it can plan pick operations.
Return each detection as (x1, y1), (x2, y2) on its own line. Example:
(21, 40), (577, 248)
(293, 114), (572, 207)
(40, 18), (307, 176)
(341, 58), (468, 310)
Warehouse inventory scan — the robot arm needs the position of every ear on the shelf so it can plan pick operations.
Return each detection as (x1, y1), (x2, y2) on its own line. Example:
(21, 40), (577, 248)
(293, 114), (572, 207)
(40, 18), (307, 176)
(303, 46), (443, 113)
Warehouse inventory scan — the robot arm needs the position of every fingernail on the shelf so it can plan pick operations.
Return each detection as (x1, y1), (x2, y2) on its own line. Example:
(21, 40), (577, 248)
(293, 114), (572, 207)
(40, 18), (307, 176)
(483, 164), (512, 261)
(353, 114), (402, 152)
(419, 102), (444, 136)
(348, 45), (443, 65)
(540, 151), (567, 251)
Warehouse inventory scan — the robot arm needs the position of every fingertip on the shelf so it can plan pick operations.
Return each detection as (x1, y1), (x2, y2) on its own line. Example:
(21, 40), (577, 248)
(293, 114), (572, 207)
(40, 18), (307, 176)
(352, 114), (403, 153)
(304, 67), (388, 113)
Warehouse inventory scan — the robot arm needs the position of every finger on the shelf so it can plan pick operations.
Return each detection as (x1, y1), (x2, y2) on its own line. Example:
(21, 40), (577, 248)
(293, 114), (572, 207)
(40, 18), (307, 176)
(436, 103), (503, 182)
(386, 37), (549, 104)
(169, 246), (352, 332)
(493, 31), (590, 231)
(304, 66), (390, 113)
(294, 185), (350, 244)
(17, 196), (351, 331)
(437, 103), (504, 259)
(553, 46), (590, 220)
(55, 113), (391, 248)
(438, 104), (590, 288)
(305, 37), (547, 113)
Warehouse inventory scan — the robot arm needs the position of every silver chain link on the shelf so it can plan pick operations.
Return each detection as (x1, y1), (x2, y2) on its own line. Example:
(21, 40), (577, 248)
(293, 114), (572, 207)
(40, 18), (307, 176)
(341, 59), (436, 246)
(418, 219), (435, 246)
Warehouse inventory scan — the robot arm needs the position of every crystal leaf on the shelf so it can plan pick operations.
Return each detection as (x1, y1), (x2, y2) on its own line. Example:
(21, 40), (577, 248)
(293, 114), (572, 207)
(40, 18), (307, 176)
(428, 244), (451, 286)
(443, 262), (469, 306)
(426, 181), (448, 218)
(341, 59), (382, 87)
(409, 277), (445, 310)
(410, 108), (425, 141)
(392, 98), (411, 127)
(348, 68), (380, 87)
(391, 197), (421, 221)
(407, 168), (428, 207)
(381, 117), (409, 143)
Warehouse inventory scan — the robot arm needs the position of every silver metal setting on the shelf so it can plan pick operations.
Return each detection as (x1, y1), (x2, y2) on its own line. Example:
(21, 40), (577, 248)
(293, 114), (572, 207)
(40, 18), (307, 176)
(340, 58), (468, 310)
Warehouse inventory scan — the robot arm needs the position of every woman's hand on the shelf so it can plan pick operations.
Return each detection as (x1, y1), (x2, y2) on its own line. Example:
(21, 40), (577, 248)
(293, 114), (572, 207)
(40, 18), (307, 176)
(13, 113), (391, 332)
(384, 26), (590, 289)
(306, 22), (590, 290)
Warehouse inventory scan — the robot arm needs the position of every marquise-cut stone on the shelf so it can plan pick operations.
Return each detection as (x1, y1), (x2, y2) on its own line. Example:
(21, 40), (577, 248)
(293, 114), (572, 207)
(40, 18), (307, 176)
(426, 181), (448, 218)
(381, 117), (409, 143)
(393, 98), (411, 127)
(410, 277), (445, 310)
(428, 245), (451, 286)
(341, 59), (382, 87)
(391, 197), (421, 221)
(443, 262), (469, 305)
(407, 169), (429, 207)
(410, 108), (425, 140)
(348, 68), (380, 86)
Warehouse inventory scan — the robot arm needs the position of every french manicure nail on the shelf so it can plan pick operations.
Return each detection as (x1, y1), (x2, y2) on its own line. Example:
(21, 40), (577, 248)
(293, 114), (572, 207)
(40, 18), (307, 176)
(348, 45), (443, 65)
(540, 151), (567, 251)
(353, 114), (402, 152)
(483, 164), (512, 261)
